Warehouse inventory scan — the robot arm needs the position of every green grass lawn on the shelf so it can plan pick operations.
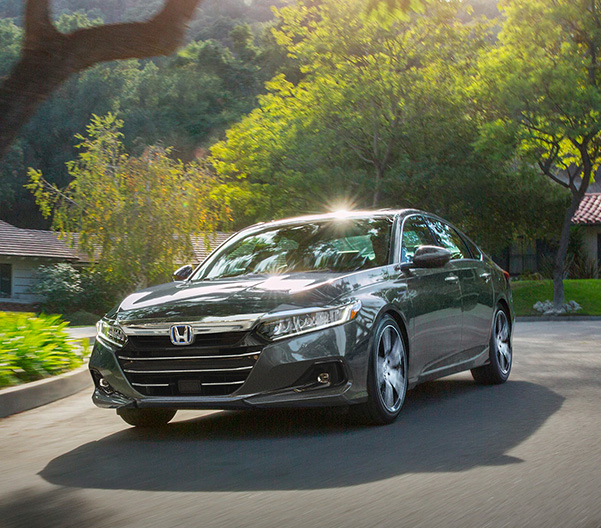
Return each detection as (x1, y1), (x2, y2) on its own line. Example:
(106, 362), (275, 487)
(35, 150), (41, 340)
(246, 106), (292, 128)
(511, 279), (601, 316)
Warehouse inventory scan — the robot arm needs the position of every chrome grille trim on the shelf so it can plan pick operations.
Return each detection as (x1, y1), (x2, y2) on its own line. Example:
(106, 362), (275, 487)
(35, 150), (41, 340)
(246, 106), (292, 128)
(120, 314), (265, 336)
(132, 382), (170, 387)
(117, 351), (259, 361)
(124, 366), (253, 374)
(202, 380), (245, 386)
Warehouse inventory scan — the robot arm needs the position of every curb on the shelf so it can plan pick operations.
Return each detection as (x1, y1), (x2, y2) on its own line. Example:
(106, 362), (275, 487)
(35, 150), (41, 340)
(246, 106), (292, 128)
(0, 363), (92, 419)
(0, 336), (95, 419)
(0, 336), (95, 418)
(517, 316), (601, 322)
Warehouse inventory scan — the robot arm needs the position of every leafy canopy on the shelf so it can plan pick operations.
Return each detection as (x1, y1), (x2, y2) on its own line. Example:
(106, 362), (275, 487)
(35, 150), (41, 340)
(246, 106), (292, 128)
(477, 0), (601, 186)
(28, 114), (221, 291)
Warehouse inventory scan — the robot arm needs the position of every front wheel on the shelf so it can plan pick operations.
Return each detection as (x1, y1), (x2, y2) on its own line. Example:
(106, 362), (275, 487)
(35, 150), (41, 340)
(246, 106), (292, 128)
(351, 315), (408, 425)
(117, 407), (177, 428)
(471, 308), (512, 385)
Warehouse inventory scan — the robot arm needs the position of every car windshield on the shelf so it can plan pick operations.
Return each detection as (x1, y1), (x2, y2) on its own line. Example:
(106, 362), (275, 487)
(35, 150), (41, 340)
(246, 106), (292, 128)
(194, 217), (393, 280)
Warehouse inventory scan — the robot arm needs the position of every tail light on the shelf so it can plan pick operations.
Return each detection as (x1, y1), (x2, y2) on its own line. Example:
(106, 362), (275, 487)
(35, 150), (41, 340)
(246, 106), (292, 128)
(502, 269), (510, 282)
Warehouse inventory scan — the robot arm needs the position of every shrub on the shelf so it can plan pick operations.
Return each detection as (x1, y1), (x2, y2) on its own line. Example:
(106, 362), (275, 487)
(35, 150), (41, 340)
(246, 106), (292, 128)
(32, 263), (118, 315)
(0, 312), (87, 388)
(31, 263), (82, 314)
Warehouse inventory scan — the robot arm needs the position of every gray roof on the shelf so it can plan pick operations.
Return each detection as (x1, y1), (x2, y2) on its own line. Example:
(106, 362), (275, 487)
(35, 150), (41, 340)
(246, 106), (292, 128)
(191, 232), (233, 264)
(0, 221), (90, 262)
(0, 220), (232, 264)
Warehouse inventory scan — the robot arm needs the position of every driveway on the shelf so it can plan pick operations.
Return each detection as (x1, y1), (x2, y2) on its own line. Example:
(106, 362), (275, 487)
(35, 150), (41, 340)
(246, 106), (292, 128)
(1, 321), (600, 527)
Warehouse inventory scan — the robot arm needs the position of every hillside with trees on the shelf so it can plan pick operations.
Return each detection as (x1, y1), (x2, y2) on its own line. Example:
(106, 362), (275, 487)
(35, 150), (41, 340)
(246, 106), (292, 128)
(0, 0), (292, 228)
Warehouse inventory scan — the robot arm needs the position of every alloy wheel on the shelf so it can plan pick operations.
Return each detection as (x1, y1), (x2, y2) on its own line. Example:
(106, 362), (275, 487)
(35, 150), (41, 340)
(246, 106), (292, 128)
(494, 310), (511, 375)
(376, 324), (407, 413)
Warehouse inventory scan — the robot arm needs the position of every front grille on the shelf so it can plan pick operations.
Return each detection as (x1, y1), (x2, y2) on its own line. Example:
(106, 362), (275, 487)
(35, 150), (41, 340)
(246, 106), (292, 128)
(118, 331), (262, 396)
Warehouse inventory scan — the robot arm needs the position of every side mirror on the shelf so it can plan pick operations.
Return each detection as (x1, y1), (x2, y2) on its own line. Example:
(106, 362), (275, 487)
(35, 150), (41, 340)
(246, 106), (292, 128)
(411, 246), (452, 269)
(173, 264), (194, 282)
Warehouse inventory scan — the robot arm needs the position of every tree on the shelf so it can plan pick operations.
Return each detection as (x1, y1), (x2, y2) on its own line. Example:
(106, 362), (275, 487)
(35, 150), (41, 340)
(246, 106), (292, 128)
(0, 0), (204, 163)
(477, 0), (601, 308)
(27, 113), (220, 291)
(213, 0), (482, 206)
(210, 0), (567, 252)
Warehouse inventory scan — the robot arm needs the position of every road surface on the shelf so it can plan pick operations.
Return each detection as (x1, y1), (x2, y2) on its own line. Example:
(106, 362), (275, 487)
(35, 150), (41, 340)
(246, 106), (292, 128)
(1, 321), (600, 528)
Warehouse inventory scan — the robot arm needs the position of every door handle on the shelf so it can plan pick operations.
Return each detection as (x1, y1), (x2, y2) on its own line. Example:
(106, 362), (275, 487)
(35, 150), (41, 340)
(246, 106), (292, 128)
(445, 275), (459, 284)
(480, 272), (491, 282)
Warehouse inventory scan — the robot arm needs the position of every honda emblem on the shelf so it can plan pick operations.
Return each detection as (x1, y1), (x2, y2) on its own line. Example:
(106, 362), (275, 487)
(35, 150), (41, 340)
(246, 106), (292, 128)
(170, 325), (194, 346)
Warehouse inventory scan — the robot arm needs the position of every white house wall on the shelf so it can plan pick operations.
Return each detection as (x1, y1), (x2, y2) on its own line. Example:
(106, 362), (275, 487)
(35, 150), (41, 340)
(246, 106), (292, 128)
(582, 226), (601, 266)
(0, 257), (61, 304)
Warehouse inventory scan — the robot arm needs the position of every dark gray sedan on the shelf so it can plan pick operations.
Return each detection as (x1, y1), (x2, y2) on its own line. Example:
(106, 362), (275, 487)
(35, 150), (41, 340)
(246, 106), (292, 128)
(90, 210), (513, 426)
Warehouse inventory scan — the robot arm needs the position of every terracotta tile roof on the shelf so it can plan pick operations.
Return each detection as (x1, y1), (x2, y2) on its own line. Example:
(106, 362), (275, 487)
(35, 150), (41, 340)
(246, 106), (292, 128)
(0, 221), (91, 262)
(191, 232), (233, 264)
(572, 193), (601, 225)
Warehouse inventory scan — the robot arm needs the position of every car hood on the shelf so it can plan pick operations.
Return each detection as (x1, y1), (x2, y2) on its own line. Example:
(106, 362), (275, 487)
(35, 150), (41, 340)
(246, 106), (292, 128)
(113, 269), (388, 325)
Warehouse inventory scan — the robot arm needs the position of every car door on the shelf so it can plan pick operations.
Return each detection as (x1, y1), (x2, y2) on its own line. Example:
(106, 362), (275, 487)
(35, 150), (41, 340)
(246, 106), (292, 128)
(399, 215), (463, 380)
(459, 235), (495, 355)
(425, 217), (493, 362)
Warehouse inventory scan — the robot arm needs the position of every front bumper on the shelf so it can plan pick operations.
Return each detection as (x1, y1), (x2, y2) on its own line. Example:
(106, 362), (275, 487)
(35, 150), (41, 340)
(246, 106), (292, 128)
(89, 321), (370, 410)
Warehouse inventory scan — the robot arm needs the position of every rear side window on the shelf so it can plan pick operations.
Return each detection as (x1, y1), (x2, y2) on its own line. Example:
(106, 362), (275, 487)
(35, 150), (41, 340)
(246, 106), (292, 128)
(463, 237), (482, 260)
(426, 218), (470, 260)
(401, 216), (436, 263)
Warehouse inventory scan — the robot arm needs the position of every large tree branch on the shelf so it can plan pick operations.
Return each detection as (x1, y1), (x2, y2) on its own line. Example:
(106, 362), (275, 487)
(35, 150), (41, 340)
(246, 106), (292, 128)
(24, 0), (56, 49)
(67, 0), (202, 70)
(0, 0), (203, 162)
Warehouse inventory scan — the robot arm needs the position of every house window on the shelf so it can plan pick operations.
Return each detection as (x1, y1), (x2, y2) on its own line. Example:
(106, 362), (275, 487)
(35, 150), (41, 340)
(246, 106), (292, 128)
(597, 234), (601, 265)
(0, 263), (11, 298)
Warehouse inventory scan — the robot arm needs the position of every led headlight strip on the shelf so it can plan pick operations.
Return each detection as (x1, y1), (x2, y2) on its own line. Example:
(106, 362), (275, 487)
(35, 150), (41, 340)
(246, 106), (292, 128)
(96, 319), (127, 347)
(257, 300), (362, 341)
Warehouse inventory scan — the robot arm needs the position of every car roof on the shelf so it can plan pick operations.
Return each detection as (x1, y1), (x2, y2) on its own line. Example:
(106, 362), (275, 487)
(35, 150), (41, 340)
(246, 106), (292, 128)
(244, 209), (423, 230)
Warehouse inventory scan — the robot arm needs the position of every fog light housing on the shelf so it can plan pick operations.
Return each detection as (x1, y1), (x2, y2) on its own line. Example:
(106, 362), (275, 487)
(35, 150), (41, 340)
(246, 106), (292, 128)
(317, 372), (330, 384)
(91, 369), (114, 394)
(293, 361), (346, 392)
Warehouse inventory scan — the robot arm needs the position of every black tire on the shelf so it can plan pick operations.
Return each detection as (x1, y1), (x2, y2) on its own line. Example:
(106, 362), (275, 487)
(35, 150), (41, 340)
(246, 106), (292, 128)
(471, 307), (512, 385)
(351, 315), (408, 425)
(117, 407), (177, 428)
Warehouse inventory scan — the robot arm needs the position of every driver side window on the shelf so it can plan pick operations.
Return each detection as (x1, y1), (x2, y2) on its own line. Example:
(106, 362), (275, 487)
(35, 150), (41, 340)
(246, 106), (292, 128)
(401, 216), (436, 263)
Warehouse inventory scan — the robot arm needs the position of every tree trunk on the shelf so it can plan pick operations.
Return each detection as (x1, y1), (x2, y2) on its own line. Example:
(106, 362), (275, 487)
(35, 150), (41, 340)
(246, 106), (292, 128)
(552, 191), (586, 309)
(0, 45), (75, 161)
(372, 166), (383, 208)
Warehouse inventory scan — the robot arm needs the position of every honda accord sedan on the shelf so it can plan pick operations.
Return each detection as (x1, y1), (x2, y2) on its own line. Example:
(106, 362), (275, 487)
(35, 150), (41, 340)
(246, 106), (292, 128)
(90, 210), (513, 426)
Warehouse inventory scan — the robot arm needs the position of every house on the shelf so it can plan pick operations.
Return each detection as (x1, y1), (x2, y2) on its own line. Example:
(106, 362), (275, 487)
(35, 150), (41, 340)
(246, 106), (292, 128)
(0, 221), (90, 306)
(191, 232), (233, 265)
(571, 193), (601, 267)
(0, 220), (232, 307)
(494, 191), (601, 276)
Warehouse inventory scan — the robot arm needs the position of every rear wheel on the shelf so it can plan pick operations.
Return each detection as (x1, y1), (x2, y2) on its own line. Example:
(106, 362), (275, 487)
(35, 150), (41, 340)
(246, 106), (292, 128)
(351, 315), (408, 425)
(471, 307), (512, 385)
(117, 408), (177, 428)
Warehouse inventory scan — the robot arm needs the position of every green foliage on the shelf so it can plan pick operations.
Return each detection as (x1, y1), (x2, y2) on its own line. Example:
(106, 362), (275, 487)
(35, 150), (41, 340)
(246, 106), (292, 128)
(31, 263), (116, 315)
(0, 18), (21, 77)
(0, 7), (295, 229)
(477, 0), (601, 186)
(27, 114), (222, 292)
(32, 263), (82, 315)
(475, 0), (601, 304)
(210, 0), (564, 252)
(0, 312), (86, 388)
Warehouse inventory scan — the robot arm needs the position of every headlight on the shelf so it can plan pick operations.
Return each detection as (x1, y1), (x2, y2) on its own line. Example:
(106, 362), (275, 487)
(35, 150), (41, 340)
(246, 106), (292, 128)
(257, 301), (362, 341)
(96, 319), (127, 347)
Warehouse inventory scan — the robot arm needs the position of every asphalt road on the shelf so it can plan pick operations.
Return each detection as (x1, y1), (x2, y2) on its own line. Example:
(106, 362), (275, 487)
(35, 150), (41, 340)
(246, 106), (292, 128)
(1, 321), (600, 528)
